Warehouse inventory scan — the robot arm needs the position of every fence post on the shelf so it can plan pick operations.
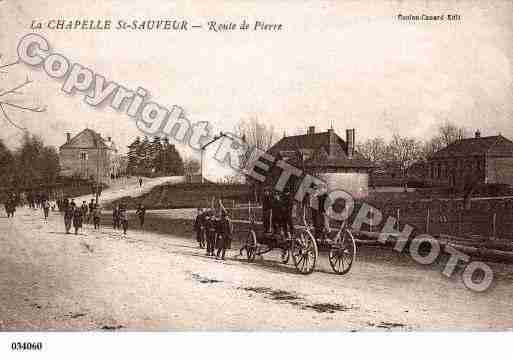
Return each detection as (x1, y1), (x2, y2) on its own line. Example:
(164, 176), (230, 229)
(396, 208), (400, 227)
(248, 200), (251, 221)
(370, 209), (373, 232)
(458, 211), (462, 236)
(492, 212), (497, 239)
(426, 207), (430, 234)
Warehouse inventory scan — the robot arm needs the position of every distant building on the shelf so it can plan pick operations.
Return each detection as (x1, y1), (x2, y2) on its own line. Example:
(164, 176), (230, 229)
(59, 128), (123, 181)
(428, 131), (513, 188)
(267, 126), (373, 198)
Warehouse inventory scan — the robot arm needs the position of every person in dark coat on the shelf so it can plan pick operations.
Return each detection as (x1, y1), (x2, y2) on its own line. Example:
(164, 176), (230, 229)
(281, 189), (295, 238)
(262, 188), (272, 233)
(205, 211), (217, 256)
(81, 201), (89, 224)
(63, 199), (72, 233)
(194, 208), (206, 248)
(92, 204), (102, 230)
(42, 199), (50, 221)
(72, 202), (83, 235)
(71, 201), (84, 235)
(5, 194), (16, 218)
(271, 191), (283, 234)
(312, 186), (329, 240)
(119, 204), (129, 235)
(135, 203), (146, 229)
(215, 210), (232, 260)
(88, 199), (95, 223)
(112, 204), (120, 230)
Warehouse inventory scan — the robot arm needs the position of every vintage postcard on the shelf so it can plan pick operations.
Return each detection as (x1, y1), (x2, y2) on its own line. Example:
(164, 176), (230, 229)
(0, 0), (512, 357)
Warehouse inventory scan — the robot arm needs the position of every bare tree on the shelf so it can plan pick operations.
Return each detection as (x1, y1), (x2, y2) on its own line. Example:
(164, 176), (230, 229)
(234, 117), (278, 152)
(386, 134), (423, 176)
(421, 121), (467, 160)
(438, 121), (467, 147)
(183, 157), (200, 175)
(0, 54), (46, 132)
(356, 137), (387, 165)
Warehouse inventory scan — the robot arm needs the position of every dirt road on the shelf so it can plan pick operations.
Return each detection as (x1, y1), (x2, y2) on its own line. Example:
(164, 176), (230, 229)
(1, 203), (513, 331)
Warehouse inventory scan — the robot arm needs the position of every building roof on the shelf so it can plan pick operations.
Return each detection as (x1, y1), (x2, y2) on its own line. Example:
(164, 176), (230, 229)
(430, 135), (513, 159)
(268, 130), (373, 169)
(59, 128), (116, 151)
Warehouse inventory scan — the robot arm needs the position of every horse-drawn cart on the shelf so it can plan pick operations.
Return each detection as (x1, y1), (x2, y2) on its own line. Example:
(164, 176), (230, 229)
(241, 214), (357, 275)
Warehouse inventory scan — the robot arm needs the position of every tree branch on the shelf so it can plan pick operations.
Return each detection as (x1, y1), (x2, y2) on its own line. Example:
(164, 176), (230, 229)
(0, 76), (33, 98)
(0, 101), (46, 112)
(0, 54), (20, 72)
(0, 103), (27, 131)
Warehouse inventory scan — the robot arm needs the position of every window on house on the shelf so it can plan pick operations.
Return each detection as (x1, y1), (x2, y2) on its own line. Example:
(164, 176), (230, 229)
(80, 152), (88, 161)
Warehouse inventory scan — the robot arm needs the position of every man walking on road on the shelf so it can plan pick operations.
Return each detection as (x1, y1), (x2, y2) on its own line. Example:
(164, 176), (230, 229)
(88, 199), (95, 223)
(215, 210), (232, 260)
(205, 211), (216, 256)
(136, 203), (146, 229)
(119, 204), (129, 235)
(72, 202), (83, 235)
(112, 204), (120, 230)
(138, 178), (143, 188)
(92, 204), (102, 230)
(63, 199), (73, 234)
(42, 199), (50, 222)
(81, 201), (89, 224)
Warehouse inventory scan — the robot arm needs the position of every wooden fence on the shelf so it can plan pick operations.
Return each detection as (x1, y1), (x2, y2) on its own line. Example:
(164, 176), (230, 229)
(220, 198), (513, 241)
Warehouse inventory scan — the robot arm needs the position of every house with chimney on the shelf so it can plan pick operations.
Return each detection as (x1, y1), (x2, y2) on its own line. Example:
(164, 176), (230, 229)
(266, 126), (373, 198)
(59, 128), (123, 181)
(428, 130), (513, 188)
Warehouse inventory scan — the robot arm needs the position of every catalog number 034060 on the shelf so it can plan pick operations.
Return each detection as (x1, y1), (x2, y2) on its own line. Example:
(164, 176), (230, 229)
(11, 342), (43, 351)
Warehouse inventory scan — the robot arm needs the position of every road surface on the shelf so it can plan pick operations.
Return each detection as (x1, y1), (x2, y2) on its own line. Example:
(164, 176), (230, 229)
(1, 177), (513, 330)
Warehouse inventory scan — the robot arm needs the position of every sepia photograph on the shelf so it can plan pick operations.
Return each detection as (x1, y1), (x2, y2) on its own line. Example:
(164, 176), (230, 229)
(0, 0), (512, 357)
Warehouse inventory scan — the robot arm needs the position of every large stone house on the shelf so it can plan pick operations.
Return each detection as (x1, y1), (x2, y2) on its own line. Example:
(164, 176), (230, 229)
(428, 131), (513, 188)
(266, 126), (373, 198)
(59, 128), (123, 182)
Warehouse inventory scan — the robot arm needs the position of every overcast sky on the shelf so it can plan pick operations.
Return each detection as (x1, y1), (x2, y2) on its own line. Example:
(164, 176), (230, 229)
(1, 0), (512, 180)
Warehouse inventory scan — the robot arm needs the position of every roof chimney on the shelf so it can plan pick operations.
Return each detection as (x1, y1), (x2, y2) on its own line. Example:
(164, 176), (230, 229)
(66, 132), (71, 143)
(346, 129), (355, 158)
(475, 130), (481, 138)
(307, 126), (315, 135)
(107, 136), (112, 142)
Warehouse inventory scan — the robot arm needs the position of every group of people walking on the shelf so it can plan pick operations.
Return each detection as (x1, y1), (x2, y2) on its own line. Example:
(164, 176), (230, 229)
(3, 193), (18, 218)
(61, 198), (103, 235)
(3, 191), (56, 220)
(111, 203), (146, 235)
(112, 203), (130, 234)
(194, 208), (232, 260)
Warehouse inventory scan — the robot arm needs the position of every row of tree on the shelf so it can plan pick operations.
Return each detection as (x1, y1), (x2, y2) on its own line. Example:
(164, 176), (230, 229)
(356, 121), (467, 176)
(0, 133), (60, 189)
(127, 136), (185, 176)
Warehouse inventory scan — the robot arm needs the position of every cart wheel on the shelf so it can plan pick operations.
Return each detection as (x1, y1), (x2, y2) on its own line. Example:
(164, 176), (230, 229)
(246, 229), (257, 262)
(292, 230), (318, 274)
(280, 248), (290, 264)
(329, 229), (356, 275)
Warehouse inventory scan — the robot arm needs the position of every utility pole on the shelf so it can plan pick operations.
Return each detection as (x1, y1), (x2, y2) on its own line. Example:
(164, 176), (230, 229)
(200, 133), (224, 183)
(95, 137), (101, 204)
